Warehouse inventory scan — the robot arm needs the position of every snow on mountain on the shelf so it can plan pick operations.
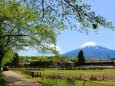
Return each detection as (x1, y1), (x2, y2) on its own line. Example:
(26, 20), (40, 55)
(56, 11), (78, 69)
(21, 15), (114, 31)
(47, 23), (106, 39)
(62, 42), (115, 58)
(79, 42), (98, 49)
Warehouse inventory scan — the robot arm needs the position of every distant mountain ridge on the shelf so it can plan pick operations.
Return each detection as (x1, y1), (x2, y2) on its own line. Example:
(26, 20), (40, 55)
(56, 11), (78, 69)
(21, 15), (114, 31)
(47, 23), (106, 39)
(62, 42), (115, 58)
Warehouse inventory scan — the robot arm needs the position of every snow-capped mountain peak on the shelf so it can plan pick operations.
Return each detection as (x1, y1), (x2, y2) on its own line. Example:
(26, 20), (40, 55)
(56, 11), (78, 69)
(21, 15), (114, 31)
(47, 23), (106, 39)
(62, 42), (115, 58)
(79, 42), (98, 49)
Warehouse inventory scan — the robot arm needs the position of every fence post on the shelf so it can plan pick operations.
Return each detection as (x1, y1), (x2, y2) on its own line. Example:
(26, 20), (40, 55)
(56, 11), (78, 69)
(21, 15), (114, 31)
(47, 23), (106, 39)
(83, 80), (86, 86)
(31, 72), (34, 78)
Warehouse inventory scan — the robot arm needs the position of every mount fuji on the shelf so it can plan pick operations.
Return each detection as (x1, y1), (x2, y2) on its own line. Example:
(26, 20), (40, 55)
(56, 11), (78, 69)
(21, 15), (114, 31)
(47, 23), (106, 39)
(62, 42), (115, 58)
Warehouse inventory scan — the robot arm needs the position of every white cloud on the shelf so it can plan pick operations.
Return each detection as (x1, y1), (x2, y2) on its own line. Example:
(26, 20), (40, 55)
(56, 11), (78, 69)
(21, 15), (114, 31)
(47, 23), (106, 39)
(23, 44), (64, 55)
(24, 47), (30, 50)
(77, 22), (80, 25)
(48, 44), (64, 54)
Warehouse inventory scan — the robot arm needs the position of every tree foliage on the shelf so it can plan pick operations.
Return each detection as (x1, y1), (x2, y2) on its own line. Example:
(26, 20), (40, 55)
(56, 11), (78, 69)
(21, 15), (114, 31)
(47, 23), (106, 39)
(0, 0), (57, 67)
(24, 0), (114, 32)
(1, 46), (14, 66)
(0, 1), (57, 52)
(14, 53), (19, 66)
(7, 52), (19, 67)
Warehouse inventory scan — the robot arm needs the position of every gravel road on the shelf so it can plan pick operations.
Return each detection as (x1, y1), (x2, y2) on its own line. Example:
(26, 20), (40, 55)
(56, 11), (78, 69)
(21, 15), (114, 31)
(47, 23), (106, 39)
(3, 71), (43, 86)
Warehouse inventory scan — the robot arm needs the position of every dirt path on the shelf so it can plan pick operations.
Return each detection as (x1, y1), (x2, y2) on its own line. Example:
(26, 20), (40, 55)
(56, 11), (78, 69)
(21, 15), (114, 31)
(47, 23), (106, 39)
(3, 71), (43, 86)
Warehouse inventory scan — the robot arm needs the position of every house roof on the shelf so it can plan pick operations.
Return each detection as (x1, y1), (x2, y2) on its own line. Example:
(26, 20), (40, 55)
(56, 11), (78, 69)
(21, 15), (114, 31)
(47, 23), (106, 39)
(55, 60), (62, 63)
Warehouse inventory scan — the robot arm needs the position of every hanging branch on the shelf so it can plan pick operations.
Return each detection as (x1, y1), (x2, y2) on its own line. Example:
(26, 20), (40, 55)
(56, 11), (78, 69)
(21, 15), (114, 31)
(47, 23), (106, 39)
(42, 0), (45, 18)
(61, 0), (64, 20)
(63, 0), (83, 22)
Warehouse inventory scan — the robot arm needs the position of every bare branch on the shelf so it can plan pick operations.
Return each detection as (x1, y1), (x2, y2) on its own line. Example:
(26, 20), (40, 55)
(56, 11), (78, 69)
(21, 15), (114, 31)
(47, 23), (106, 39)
(0, 34), (28, 39)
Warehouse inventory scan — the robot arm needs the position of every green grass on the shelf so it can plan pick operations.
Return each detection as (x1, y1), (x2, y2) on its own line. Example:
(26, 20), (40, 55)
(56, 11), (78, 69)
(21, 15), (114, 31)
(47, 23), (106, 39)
(32, 68), (115, 74)
(15, 69), (115, 86)
(34, 78), (84, 86)
(34, 77), (115, 86)
(0, 73), (5, 86)
(95, 81), (115, 86)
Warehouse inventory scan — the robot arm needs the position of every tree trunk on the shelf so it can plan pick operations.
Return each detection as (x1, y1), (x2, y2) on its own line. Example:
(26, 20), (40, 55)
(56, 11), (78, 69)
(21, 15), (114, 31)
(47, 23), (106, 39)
(0, 23), (4, 73)
(0, 56), (3, 73)
(0, 49), (4, 73)
(0, 61), (2, 73)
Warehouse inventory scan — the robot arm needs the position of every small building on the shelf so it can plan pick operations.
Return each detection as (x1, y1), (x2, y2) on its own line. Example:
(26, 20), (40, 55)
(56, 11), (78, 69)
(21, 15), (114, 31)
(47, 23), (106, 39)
(60, 60), (74, 69)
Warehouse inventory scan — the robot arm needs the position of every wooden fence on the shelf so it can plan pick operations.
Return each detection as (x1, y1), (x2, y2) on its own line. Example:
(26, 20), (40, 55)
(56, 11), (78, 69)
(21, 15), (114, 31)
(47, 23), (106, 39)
(20, 69), (113, 86)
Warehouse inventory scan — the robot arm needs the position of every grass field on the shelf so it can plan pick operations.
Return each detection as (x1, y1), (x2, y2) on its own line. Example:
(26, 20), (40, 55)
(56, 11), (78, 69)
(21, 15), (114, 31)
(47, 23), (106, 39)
(34, 77), (115, 86)
(32, 68), (115, 74)
(31, 68), (115, 80)
(15, 68), (115, 86)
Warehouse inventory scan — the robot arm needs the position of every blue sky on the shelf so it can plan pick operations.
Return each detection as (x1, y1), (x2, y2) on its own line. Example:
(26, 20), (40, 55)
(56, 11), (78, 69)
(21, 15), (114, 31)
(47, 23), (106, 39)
(18, 0), (115, 56)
